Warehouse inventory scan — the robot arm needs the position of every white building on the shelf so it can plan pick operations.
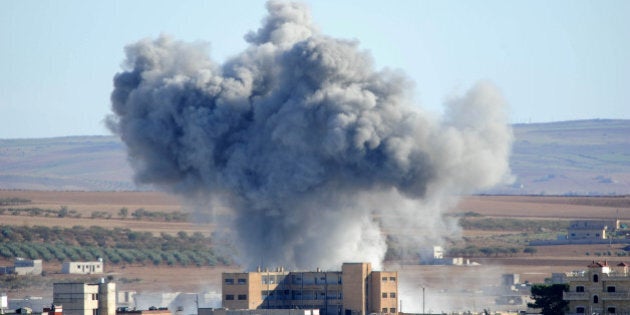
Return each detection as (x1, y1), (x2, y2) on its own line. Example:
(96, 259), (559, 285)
(62, 260), (103, 275)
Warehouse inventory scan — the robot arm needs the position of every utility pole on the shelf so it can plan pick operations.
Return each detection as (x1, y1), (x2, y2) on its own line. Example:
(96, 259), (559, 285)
(422, 287), (425, 314)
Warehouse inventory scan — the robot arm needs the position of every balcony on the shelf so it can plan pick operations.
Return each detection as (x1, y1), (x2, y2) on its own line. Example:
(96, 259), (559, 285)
(602, 273), (630, 280)
(602, 291), (630, 300)
(563, 292), (588, 300)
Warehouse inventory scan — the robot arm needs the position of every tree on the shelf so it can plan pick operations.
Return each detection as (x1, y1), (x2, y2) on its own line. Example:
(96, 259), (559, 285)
(524, 247), (538, 256)
(58, 206), (69, 218)
(528, 284), (569, 315)
(118, 207), (128, 219)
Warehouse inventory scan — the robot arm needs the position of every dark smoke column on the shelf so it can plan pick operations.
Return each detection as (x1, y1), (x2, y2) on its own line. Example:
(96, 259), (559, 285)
(107, 1), (513, 269)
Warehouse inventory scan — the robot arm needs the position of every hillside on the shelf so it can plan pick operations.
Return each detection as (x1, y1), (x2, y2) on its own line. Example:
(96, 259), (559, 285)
(1, 119), (629, 194)
(499, 119), (630, 195)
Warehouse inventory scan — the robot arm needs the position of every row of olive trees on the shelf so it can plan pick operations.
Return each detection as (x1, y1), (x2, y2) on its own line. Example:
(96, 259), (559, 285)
(0, 197), (31, 206)
(0, 242), (227, 267)
(1, 206), (188, 222)
(0, 225), (212, 251)
(448, 245), (538, 257)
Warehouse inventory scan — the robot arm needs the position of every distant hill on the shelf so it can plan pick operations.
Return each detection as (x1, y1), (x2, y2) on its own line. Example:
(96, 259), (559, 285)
(1, 119), (628, 194)
(0, 136), (135, 191)
(496, 119), (630, 195)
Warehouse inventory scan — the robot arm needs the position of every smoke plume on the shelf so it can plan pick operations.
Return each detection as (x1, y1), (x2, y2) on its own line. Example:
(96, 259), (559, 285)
(108, 1), (512, 270)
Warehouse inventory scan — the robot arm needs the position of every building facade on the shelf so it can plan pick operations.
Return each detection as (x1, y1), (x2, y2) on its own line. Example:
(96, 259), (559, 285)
(53, 281), (116, 315)
(563, 261), (630, 315)
(221, 263), (398, 315)
(0, 258), (43, 275)
(62, 260), (103, 275)
(567, 220), (619, 240)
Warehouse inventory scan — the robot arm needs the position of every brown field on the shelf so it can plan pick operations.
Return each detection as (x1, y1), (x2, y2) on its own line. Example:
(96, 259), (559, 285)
(2, 190), (630, 310)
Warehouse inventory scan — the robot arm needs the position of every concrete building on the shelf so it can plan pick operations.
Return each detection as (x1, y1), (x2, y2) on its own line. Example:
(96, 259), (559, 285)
(221, 262), (398, 315)
(53, 281), (116, 315)
(567, 220), (619, 240)
(563, 261), (630, 315)
(116, 291), (137, 309)
(62, 260), (103, 275)
(1, 304), (62, 315)
(0, 258), (43, 276)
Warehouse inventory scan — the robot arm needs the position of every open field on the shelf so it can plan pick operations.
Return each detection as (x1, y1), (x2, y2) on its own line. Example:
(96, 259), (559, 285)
(2, 190), (630, 311)
(456, 195), (630, 219)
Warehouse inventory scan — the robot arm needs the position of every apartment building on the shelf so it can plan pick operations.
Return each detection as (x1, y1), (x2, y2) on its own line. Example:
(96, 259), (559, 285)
(53, 281), (116, 315)
(221, 262), (398, 315)
(563, 261), (630, 315)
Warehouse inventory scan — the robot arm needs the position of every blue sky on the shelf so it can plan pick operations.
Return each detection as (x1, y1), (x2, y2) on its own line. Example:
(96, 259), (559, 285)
(1, 0), (628, 138)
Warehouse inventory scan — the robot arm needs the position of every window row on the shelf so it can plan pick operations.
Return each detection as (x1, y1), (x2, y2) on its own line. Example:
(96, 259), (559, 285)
(575, 285), (616, 292)
(260, 275), (343, 285)
(224, 278), (247, 285)
(224, 294), (247, 300)
(381, 276), (397, 282)
(381, 292), (396, 298)
(381, 308), (396, 313)
(261, 290), (343, 300)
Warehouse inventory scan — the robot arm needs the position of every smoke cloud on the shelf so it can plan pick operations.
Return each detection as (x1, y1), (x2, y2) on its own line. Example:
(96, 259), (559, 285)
(108, 1), (512, 270)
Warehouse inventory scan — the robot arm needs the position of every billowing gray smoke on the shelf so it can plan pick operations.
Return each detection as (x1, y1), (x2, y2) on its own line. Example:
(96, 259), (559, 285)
(108, 1), (512, 269)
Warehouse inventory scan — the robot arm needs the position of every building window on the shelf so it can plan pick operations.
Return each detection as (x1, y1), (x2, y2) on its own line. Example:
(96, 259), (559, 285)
(389, 277), (396, 281)
(382, 277), (387, 282)
(576, 286), (584, 292)
(607, 286), (616, 292)
(593, 274), (599, 282)
(593, 295), (599, 304)
(238, 279), (247, 285)
(237, 294), (247, 300)
(576, 307), (585, 314)
(225, 295), (234, 300)
(608, 307), (616, 314)
(225, 278), (234, 284)
(390, 292), (396, 298)
(389, 308), (396, 313)
(382, 308), (387, 313)
(92, 294), (98, 300)
(382, 292), (387, 298)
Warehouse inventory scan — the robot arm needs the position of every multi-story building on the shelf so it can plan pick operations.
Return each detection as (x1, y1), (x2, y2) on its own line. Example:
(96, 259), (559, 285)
(53, 281), (116, 315)
(221, 262), (398, 315)
(563, 261), (630, 315)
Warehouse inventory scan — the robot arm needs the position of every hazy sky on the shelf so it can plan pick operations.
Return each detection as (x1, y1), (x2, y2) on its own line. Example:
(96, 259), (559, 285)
(1, 0), (628, 138)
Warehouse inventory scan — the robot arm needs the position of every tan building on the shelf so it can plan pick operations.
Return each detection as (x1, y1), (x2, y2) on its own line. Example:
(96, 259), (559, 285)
(0, 258), (43, 275)
(563, 261), (630, 315)
(62, 260), (103, 275)
(53, 281), (116, 315)
(221, 263), (398, 315)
